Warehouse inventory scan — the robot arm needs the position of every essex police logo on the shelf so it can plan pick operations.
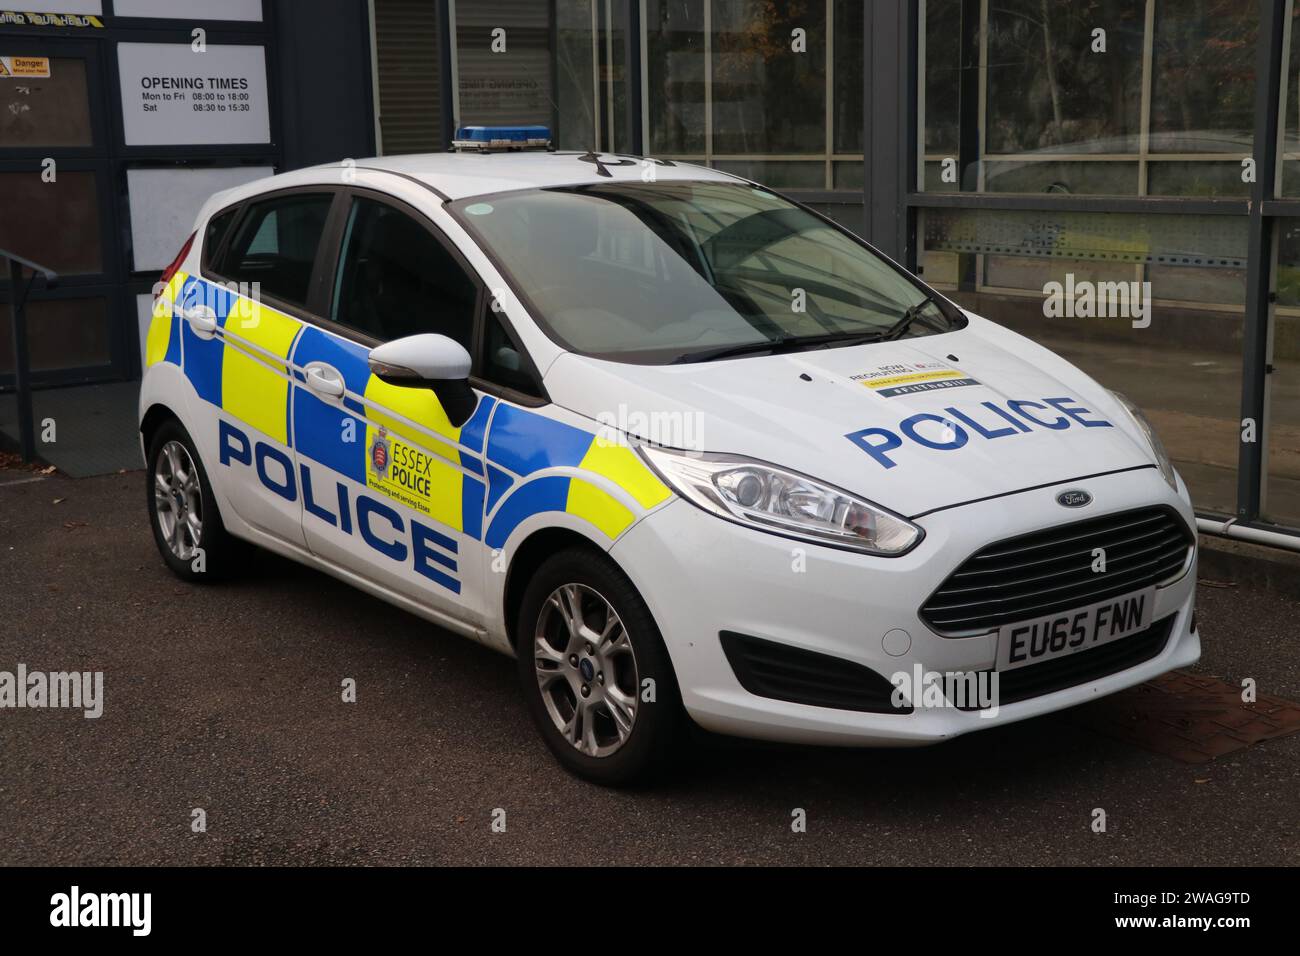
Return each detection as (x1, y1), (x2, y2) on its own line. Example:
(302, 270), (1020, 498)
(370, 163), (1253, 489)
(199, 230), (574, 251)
(370, 432), (390, 478)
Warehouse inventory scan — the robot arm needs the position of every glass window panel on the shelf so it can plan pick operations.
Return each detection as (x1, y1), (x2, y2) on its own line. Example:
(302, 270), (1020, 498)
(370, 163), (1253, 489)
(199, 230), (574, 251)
(710, 0), (826, 155)
(920, 207), (1245, 516)
(832, 0), (863, 154)
(0, 297), (110, 373)
(455, 0), (552, 128)
(923, 0), (961, 156)
(986, 1), (1144, 156)
(0, 57), (93, 149)
(331, 198), (478, 347)
(1149, 1), (1256, 154)
(983, 160), (1139, 195)
(832, 160), (863, 191)
(556, 0), (598, 150)
(711, 158), (824, 189)
(1265, 220), (1300, 525)
(646, 0), (706, 154)
(215, 193), (333, 308)
(1280, 3), (1300, 195)
(0, 170), (101, 275)
(1146, 161), (1251, 197)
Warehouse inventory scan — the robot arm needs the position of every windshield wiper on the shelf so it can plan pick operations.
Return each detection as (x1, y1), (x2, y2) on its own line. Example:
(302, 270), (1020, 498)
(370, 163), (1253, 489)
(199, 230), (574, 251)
(670, 329), (882, 364)
(879, 295), (938, 342)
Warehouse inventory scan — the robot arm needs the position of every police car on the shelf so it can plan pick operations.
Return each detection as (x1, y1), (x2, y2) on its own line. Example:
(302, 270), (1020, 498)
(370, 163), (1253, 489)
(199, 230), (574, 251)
(139, 126), (1198, 784)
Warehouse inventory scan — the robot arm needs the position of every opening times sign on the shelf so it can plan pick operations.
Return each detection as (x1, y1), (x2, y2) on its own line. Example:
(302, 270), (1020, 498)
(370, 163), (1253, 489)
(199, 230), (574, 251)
(117, 42), (270, 146)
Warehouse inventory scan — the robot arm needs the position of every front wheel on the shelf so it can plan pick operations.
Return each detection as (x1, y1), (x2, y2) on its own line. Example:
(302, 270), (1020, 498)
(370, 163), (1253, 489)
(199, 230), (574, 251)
(516, 547), (683, 786)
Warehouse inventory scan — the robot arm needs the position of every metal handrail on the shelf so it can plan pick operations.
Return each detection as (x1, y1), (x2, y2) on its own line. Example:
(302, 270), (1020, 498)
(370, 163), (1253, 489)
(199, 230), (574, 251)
(2, 248), (59, 462)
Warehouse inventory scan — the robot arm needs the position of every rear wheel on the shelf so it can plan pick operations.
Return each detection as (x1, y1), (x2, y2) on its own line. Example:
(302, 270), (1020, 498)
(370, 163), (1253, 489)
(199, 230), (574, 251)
(146, 419), (237, 581)
(516, 547), (683, 785)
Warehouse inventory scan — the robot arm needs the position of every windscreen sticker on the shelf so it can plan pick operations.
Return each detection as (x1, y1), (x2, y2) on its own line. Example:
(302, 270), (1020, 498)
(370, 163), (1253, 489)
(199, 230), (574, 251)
(852, 362), (980, 398)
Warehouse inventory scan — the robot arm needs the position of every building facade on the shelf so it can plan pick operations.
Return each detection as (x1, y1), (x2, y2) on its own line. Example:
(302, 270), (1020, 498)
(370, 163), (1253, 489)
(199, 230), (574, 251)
(2, 0), (1297, 542)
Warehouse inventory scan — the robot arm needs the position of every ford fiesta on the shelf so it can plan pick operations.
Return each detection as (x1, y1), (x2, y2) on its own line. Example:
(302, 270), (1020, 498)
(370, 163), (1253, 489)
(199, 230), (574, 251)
(139, 129), (1199, 784)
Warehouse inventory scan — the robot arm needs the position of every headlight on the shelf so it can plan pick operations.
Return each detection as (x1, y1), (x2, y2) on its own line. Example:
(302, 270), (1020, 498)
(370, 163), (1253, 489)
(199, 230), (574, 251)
(1111, 391), (1177, 490)
(637, 446), (922, 556)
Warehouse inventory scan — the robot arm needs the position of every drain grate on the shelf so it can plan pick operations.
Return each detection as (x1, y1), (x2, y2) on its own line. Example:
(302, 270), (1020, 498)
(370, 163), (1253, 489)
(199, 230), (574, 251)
(1074, 671), (1300, 763)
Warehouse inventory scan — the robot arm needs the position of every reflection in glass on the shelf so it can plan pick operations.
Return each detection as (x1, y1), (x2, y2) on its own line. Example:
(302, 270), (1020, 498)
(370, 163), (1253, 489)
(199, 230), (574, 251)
(711, 0), (826, 155)
(986, 0), (1144, 155)
(920, 208), (1245, 515)
(1149, 1), (1256, 154)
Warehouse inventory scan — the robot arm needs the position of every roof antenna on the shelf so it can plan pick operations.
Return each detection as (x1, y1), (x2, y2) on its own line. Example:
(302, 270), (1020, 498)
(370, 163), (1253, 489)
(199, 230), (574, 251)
(580, 147), (614, 177)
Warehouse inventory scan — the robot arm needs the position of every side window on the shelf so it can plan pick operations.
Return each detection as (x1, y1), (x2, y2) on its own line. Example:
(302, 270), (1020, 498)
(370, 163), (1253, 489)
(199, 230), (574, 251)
(482, 311), (543, 398)
(213, 193), (333, 308)
(201, 207), (239, 272)
(331, 197), (479, 348)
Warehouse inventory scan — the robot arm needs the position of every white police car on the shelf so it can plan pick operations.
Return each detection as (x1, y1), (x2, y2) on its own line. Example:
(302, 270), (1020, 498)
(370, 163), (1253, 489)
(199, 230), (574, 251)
(140, 127), (1198, 784)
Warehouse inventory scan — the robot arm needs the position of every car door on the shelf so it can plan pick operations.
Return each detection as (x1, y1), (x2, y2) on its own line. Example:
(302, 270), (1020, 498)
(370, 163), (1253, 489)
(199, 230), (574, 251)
(184, 188), (340, 551)
(289, 190), (495, 625)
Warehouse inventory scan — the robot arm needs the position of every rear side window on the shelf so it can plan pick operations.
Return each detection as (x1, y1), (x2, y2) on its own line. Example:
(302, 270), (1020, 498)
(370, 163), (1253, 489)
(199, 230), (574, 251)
(201, 207), (239, 272)
(213, 193), (333, 308)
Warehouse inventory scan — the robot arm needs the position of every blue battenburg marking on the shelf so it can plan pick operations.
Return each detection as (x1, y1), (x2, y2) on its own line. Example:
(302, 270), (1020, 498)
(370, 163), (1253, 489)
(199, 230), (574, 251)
(461, 475), (485, 541)
(485, 476), (571, 550)
(486, 405), (592, 476)
(459, 396), (496, 452)
(290, 327), (371, 483)
(486, 465), (514, 513)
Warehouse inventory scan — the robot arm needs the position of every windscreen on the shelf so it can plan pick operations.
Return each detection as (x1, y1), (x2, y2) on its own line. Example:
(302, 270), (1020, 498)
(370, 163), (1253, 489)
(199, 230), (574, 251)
(452, 181), (956, 364)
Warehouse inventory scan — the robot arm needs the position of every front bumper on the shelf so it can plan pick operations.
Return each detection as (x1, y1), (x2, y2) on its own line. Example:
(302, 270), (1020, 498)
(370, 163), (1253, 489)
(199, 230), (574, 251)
(610, 466), (1199, 747)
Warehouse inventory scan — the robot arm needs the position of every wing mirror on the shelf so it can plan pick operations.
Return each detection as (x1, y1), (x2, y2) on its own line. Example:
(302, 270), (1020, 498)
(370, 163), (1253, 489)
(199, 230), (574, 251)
(368, 333), (477, 427)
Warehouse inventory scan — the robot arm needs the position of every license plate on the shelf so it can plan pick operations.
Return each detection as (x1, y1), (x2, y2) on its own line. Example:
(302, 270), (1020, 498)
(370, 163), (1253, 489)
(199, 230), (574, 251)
(996, 586), (1157, 672)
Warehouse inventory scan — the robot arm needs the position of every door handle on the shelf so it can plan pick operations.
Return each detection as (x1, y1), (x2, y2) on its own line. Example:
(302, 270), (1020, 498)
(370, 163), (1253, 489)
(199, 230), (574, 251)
(182, 304), (218, 340)
(304, 362), (346, 400)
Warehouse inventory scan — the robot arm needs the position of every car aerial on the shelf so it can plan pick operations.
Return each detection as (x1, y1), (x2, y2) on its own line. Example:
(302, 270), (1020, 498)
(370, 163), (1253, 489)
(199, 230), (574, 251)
(139, 126), (1199, 785)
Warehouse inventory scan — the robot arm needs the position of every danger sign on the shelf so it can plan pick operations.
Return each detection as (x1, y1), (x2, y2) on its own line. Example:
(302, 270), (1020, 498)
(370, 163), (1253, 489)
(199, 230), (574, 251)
(0, 56), (51, 78)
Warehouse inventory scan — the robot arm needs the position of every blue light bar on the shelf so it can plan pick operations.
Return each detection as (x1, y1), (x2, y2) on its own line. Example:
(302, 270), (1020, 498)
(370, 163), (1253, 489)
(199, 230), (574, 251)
(452, 125), (552, 151)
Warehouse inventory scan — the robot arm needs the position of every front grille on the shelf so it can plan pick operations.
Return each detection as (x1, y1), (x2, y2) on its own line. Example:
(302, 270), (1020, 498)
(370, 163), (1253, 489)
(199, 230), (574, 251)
(720, 632), (907, 714)
(921, 506), (1194, 635)
(958, 614), (1175, 709)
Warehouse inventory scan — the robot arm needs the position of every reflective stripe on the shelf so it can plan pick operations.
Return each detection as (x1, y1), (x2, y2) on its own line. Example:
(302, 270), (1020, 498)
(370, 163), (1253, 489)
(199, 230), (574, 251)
(145, 271), (186, 368)
(566, 478), (635, 540)
(221, 300), (302, 446)
(576, 440), (671, 510)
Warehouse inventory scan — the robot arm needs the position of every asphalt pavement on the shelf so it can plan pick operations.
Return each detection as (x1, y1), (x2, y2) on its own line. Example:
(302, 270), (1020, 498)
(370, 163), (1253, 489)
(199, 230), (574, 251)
(2, 469), (1298, 866)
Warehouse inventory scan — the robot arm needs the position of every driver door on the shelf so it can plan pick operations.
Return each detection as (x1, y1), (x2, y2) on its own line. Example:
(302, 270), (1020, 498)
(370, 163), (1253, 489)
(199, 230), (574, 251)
(290, 191), (492, 624)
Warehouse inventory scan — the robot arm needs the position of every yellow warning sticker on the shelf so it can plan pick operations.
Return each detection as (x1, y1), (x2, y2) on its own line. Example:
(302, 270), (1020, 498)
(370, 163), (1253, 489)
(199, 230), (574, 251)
(852, 362), (981, 398)
(0, 55), (50, 78)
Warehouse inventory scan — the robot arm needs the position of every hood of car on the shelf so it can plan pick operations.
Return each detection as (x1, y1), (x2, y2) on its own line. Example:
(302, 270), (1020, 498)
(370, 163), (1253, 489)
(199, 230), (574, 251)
(543, 313), (1158, 518)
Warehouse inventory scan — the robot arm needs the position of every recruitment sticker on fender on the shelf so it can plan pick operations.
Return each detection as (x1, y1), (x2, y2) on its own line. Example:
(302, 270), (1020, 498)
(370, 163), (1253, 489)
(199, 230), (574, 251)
(0, 56), (51, 78)
(852, 361), (980, 398)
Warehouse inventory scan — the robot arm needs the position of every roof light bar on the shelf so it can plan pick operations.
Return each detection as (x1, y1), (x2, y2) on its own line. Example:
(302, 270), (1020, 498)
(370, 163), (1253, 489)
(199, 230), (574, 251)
(452, 125), (552, 152)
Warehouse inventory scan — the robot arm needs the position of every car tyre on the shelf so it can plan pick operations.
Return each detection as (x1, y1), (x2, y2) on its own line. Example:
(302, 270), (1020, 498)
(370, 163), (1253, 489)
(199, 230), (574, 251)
(516, 546), (683, 786)
(146, 418), (238, 582)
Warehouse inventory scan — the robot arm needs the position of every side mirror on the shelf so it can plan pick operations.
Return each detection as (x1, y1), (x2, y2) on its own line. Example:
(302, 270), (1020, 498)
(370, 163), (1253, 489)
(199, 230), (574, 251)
(368, 333), (477, 427)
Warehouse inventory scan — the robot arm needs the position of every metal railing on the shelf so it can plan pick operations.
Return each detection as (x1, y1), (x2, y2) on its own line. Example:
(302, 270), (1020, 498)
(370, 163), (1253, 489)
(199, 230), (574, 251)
(2, 248), (59, 462)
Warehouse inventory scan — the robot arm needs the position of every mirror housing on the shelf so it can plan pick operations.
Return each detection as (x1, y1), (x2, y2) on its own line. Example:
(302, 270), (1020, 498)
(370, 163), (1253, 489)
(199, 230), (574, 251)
(368, 333), (477, 427)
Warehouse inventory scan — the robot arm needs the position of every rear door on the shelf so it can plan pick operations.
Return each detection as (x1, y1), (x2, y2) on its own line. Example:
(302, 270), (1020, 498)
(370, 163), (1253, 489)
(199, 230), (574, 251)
(181, 187), (340, 550)
(289, 189), (495, 623)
